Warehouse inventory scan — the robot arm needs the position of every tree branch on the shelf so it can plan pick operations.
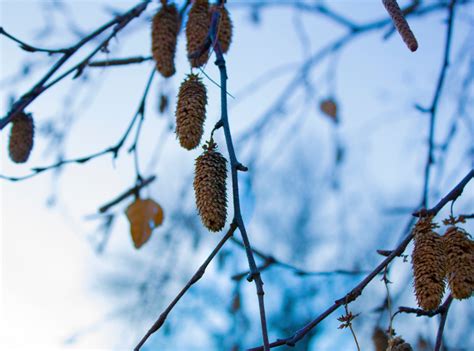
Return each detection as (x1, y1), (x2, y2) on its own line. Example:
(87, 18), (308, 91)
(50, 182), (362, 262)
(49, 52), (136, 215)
(0, 0), (152, 130)
(421, 0), (457, 207)
(434, 295), (454, 351)
(0, 26), (71, 54)
(205, 9), (271, 350)
(134, 222), (237, 350)
(98, 175), (156, 213)
(248, 170), (473, 350)
(0, 67), (156, 182)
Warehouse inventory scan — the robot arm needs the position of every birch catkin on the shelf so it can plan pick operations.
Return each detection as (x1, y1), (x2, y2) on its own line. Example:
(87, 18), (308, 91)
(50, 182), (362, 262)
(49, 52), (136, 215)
(372, 327), (388, 351)
(382, 0), (418, 52)
(175, 74), (207, 150)
(387, 336), (413, 351)
(443, 226), (474, 299)
(211, 4), (233, 53)
(8, 112), (35, 163)
(151, 1), (179, 78)
(186, 0), (211, 67)
(194, 140), (227, 232)
(411, 216), (446, 310)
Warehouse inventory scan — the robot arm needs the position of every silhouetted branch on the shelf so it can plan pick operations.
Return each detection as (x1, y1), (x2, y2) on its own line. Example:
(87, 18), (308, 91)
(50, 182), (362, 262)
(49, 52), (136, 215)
(0, 0), (152, 130)
(134, 222), (237, 351)
(248, 170), (473, 350)
(0, 67), (157, 181)
(434, 295), (454, 351)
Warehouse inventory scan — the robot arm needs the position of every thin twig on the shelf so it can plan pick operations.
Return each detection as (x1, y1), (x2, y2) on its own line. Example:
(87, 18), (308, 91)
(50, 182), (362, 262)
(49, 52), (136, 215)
(421, 0), (457, 208)
(231, 237), (370, 279)
(0, 26), (70, 54)
(0, 0), (152, 130)
(88, 56), (153, 67)
(134, 223), (237, 350)
(98, 175), (156, 213)
(434, 295), (454, 351)
(0, 67), (157, 182)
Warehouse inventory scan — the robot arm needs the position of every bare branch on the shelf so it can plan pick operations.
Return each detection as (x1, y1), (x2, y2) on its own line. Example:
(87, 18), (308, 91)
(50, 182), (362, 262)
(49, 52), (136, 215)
(248, 170), (473, 350)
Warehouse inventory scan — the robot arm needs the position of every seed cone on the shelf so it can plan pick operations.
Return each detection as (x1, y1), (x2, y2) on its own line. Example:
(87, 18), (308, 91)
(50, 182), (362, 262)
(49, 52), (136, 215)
(387, 337), (413, 351)
(186, 0), (210, 67)
(372, 327), (389, 351)
(175, 74), (207, 150)
(211, 5), (233, 53)
(8, 112), (34, 163)
(382, 0), (418, 51)
(151, 2), (179, 78)
(194, 140), (227, 232)
(443, 226), (474, 299)
(411, 216), (446, 310)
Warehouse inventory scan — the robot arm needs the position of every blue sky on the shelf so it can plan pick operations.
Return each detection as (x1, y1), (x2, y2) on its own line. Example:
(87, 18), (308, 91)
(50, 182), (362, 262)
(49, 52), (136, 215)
(1, 1), (473, 350)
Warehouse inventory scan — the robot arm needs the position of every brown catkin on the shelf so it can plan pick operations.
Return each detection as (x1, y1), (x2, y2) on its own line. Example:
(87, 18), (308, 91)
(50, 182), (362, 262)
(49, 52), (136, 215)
(372, 327), (389, 351)
(194, 140), (227, 232)
(186, 0), (210, 67)
(8, 112), (34, 163)
(382, 0), (418, 52)
(151, 2), (179, 78)
(411, 216), (446, 310)
(443, 226), (474, 299)
(175, 74), (207, 150)
(211, 5), (233, 53)
(387, 337), (413, 351)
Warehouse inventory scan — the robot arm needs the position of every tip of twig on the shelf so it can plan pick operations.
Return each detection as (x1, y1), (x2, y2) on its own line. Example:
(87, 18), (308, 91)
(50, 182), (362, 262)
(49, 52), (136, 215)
(376, 249), (392, 257)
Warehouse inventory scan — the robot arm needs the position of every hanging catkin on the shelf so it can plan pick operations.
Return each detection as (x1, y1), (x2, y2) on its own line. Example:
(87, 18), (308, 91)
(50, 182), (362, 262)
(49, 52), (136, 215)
(175, 74), (207, 150)
(443, 226), (474, 299)
(387, 336), (413, 351)
(372, 327), (388, 351)
(186, 0), (211, 67)
(382, 0), (418, 52)
(411, 216), (446, 310)
(151, 1), (179, 78)
(194, 140), (227, 232)
(8, 112), (34, 163)
(211, 4), (233, 53)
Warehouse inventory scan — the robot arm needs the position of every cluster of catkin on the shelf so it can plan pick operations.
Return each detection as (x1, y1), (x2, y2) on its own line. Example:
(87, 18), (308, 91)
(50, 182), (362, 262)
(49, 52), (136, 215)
(151, 0), (233, 76)
(411, 216), (473, 311)
(8, 112), (35, 163)
(175, 74), (228, 231)
(151, 1), (233, 231)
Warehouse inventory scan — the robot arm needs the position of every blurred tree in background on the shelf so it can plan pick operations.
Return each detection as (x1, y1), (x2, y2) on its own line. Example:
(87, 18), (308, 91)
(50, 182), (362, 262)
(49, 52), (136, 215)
(0, 1), (473, 350)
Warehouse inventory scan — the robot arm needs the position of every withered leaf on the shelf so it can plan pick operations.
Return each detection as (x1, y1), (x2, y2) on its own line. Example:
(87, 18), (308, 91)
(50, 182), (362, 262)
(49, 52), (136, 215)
(125, 198), (164, 249)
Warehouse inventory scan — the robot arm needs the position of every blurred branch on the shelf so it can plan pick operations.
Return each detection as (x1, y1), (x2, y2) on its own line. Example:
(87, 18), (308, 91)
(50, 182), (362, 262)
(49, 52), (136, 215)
(98, 175), (156, 213)
(420, 0), (457, 208)
(236, 1), (459, 145)
(0, 0), (152, 130)
(0, 26), (70, 53)
(88, 55), (153, 67)
(248, 170), (473, 350)
(230, 237), (370, 280)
